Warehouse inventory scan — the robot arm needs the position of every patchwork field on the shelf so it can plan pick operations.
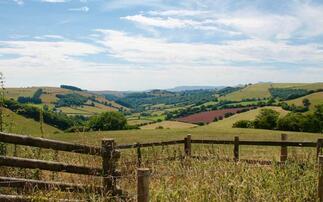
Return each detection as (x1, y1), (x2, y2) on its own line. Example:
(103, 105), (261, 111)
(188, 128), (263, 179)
(175, 107), (251, 124)
(5, 87), (125, 116)
(220, 83), (323, 101)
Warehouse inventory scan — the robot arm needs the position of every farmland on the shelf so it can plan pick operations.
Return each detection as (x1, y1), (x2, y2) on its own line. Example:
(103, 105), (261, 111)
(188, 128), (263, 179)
(175, 107), (251, 124)
(287, 92), (323, 111)
(1, 84), (323, 201)
(220, 82), (323, 101)
(140, 120), (197, 129)
(5, 86), (125, 116)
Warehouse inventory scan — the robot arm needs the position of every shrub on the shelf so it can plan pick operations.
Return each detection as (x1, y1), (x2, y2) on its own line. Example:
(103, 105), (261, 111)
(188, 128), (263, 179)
(254, 109), (279, 130)
(233, 120), (253, 128)
(88, 111), (127, 131)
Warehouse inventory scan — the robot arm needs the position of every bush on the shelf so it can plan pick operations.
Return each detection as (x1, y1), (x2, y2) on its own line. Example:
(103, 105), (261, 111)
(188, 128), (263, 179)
(277, 113), (306, 132)
(88, 111), (127, 131)
(233, 120), (253, 128)
(254, 109), (279, 130)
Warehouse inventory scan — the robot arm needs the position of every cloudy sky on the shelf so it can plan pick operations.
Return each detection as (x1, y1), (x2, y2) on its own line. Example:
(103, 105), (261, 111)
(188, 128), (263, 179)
(0, 0), (323, 90)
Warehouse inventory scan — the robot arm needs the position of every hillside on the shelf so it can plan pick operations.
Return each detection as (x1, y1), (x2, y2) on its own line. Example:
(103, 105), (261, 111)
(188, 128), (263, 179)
(2, 108), (61, 136)
(220, 83), (323, 101)
(206, 106), (288, 129)
(5, 87), (126, 116)
(286, 92), (323, 111)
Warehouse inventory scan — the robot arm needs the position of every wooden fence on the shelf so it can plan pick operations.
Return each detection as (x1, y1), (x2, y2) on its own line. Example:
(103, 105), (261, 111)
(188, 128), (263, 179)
(1, 132), (323, 201)
(0, 132), (122, 201)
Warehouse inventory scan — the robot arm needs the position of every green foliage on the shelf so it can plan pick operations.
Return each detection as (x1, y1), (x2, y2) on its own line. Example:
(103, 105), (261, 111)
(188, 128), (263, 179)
(234, 105), (323, 133)
(17, 88), (43, 104)
(55, 93), (87, 107)
(280, 102), (308, 112)
(4, 99), (76, 130)
(60, 85), (82, 91)
(302, 98), (311, 108)
(233, 120), (253, 128)
(253, 109), (280, 130)
(88, 111), (127, 131)
(112, 90), (216, 111)
(269, 88), (308, 100)
(277, 113), (307, 132)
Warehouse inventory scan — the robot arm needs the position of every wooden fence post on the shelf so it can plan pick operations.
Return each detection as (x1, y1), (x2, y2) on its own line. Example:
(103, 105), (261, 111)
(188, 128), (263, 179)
(101, 138), (120, 195)
(234, 136), (239, 161)
(280, 134), (288, 162)
(317, 139), (323, 159)
(318, 155), (323, 202)
(137, 168), (150, 202)
(184, 134), (192, 157)
(137, 143), (142, 167)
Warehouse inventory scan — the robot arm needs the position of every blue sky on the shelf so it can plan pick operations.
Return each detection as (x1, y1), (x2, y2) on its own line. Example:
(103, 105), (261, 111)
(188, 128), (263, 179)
(0, 0), (323, 90)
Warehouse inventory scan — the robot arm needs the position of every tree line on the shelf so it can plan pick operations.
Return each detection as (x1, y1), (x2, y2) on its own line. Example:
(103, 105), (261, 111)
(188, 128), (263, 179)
(233, 105), (323, 133)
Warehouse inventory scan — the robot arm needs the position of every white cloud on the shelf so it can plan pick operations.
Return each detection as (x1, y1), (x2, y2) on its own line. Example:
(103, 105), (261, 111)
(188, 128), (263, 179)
(13, 0), (24, 5)
(34, 35), (65, 40)
(95, 29), (323, 65)
(68, 6), (89, 12)
(122, 1), (323, 40)
(147, 10), (209, 17)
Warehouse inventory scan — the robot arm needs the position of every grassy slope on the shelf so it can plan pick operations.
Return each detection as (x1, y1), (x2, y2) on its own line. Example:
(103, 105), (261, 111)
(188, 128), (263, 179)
(220, 83), (322, 101)
(287, 92), (323, 111)
(5, 87), (125, 116)
(206, 106), (288, 130)
(2, 108), (61, 136)
(140, 121), (197, 129)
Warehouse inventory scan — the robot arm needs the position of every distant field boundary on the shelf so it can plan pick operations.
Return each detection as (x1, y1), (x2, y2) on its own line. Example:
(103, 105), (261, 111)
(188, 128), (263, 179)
(1, 132), (323, 201)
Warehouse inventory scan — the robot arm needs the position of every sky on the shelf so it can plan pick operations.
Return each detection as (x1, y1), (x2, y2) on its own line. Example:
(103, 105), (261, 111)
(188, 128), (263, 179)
(0, 0), (323, 91)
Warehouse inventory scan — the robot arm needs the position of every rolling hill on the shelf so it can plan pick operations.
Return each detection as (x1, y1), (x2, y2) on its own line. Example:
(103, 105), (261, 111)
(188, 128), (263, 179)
(5, 87), (127, 116)
(286, 92), (323, 111)
(206, 106), (289, 129)
(2, 108), (61, 136)
(220, 83), (323, 101)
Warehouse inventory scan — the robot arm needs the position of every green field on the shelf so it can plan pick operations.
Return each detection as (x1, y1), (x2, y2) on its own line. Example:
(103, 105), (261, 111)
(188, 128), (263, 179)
(5, 87), (125, 116)
(220, 83), (323, 101)
(287, 92), (323, 111)
(2, 108), (62, 135)
(140, 120), (197, 129)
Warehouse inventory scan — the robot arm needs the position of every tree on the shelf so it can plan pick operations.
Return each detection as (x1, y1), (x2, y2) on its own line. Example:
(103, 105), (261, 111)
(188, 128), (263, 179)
(88, 111), (127, 131)
(233, 120), (253, 128)
(314, 105), (323, 132)
(254, 109), (280, 130)
(302, 98), (311, 108)
(277, 112), (306, 132)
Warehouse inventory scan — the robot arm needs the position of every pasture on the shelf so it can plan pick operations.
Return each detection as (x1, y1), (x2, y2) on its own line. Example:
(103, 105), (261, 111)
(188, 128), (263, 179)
(287, 92), (323, 111)
(220, 83), (323, 101)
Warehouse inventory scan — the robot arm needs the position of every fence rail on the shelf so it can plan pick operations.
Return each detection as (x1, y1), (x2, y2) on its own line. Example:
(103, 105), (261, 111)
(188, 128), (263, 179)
(0, 177), (103, 193)
(0, 156), (102, 176)
(0, 132), (101, 156)
(0, 132), (121, 201)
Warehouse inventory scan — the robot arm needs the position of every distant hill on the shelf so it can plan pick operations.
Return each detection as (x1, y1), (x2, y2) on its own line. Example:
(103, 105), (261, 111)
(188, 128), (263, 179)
(167, 86), (226, 92)
(5, 86), (127, 116)
(220, 83), (323, 101)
